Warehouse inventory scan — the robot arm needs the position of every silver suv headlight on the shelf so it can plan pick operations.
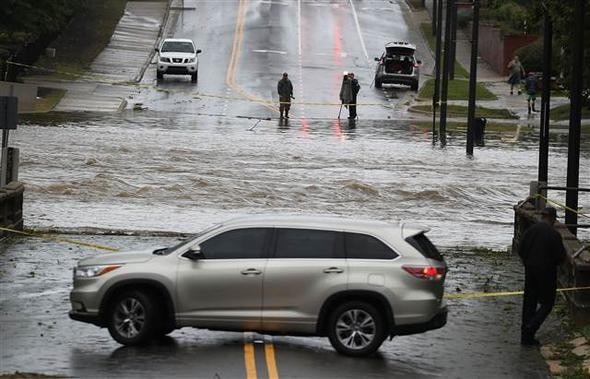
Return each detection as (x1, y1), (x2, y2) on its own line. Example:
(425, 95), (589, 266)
(74, 265), (121, 279)
(160, 57), (171, 63)
(187, 58), (196, 63)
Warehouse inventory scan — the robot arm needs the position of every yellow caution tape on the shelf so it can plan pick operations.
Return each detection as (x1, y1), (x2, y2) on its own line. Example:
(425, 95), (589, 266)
(9, 61), (391, 107)
(446, 286), (590, 300)
(0, 226), (120, 252)
(534, 194), (590, 219)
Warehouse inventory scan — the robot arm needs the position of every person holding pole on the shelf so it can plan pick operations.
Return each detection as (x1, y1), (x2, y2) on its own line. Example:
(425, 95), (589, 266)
(277, 72), (294, 119)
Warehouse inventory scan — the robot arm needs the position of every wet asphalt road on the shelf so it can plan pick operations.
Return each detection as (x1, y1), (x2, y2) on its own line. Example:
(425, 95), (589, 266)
(0, 236), (555, 378)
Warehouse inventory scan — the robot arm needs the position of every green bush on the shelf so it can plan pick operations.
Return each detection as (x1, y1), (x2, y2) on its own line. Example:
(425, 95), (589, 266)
(515, 39), (543, 73)
(515, 38), (561, 75)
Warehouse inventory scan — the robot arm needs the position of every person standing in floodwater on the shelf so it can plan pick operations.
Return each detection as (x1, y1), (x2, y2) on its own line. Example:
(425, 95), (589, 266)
(339, 72), (360, 119)
(518, 207), (566, 346)
(277, 72), (294, 119)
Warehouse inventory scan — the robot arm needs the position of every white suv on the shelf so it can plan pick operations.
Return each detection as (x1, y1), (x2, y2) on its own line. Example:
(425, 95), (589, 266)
(155, 38), (201, 82)
(70, 215), (447, 357)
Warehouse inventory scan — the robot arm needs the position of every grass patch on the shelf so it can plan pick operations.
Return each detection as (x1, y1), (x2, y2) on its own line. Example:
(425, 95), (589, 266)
(418, 78), (497, 101)
(30, 88), (66, 113)
(409, 104), (516, 119)
(34, 0), (165, 78)
(419, 23), (468, 79)
(550, 104), (590, 121)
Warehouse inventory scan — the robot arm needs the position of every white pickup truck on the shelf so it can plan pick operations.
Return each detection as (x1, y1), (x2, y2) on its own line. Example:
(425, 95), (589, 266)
(155, 38), (202, 82)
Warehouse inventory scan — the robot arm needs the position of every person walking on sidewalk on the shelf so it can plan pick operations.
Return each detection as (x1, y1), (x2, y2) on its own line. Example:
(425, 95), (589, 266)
(277, 72), (294, 119)
(524, 72), (538, 115)
(518, 207), (566, 346)
(507, 55), (525, 95)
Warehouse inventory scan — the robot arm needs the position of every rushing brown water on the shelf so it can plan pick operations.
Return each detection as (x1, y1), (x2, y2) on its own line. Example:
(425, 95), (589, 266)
(14, 111), (590, 249)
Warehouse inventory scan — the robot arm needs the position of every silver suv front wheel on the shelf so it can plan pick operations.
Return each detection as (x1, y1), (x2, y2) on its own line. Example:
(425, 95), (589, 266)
(107, 290), (157, 345)
(328, 301), (387, 356)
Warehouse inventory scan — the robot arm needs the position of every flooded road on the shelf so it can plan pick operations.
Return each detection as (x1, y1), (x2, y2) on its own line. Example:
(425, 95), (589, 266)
(15, 111), (590, 249)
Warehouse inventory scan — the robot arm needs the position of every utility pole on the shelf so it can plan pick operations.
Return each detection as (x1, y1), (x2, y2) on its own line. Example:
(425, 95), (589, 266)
(439, 0), (454, 147)
(537, 4), (552, 184)
(466, 0), (480, 156)
(565, 0), (585, 236)
(432, 0), (443, 145)
(449, 2), (458, 80)
(432, 0), (438, 36)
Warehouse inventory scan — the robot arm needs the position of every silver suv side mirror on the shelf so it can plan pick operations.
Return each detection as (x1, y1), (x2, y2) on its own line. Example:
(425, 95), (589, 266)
(183, 247), (204, 260)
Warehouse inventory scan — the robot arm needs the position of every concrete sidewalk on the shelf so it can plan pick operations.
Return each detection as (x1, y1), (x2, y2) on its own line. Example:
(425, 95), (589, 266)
(24, 1), (169, 113)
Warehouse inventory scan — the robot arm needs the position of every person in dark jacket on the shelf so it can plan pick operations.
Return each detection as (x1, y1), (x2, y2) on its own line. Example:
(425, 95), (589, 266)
(524, 72), (538, 114)
(518, 206), (566, 345)
(347, 72), (360, 119)
(277, 72), (294, 119)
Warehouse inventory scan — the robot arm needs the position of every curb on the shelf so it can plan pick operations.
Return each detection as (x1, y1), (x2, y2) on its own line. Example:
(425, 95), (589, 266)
(135, 0), (173, 83)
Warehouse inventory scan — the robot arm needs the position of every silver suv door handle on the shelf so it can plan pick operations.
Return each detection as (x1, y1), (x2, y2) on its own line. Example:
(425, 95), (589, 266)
(323, 267), (344, 274)
(241, 268), (262, 275)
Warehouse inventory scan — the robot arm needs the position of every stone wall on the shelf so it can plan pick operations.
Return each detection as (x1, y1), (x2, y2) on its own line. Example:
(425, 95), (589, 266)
(0, 181), (24, 238)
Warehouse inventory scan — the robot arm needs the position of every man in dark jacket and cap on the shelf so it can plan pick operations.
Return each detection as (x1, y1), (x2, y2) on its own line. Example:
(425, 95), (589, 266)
(518, 206), (566, 345)
(277, 72), (294, 119)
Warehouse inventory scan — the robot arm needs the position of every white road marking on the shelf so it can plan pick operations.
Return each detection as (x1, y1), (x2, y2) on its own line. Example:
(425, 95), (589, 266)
(252, 49), (287, 55)
(297, 0), (302, 56)
(348, 0), (371, 69)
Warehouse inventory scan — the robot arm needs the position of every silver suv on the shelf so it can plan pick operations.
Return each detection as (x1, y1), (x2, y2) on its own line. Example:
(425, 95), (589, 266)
(70, 215), (447, 357)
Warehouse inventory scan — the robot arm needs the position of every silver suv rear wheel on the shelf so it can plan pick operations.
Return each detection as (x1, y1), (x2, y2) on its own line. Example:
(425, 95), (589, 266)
(328, 301), (387, 357)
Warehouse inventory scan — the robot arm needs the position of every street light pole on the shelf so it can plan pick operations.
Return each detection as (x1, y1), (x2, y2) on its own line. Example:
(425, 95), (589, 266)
(432, 0), (443, 145)
(439, 0), (454, 147)
(432, 0), (438, 36)
(466, 0), (480, 157)
(538, 5), (552, 184)
(449, 2), (457, 80)
(565, 0), (585, 236)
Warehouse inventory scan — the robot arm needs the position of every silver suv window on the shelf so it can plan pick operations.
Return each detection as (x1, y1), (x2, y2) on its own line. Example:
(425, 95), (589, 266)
(344, 232), (399, 260)
(273, 228), (344, 259)
(200, 228), (270, 259)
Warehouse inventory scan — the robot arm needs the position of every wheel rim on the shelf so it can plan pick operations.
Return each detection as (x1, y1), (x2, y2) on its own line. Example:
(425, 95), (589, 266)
(335, 309), (376, 350)
(113, 297), (146, 339)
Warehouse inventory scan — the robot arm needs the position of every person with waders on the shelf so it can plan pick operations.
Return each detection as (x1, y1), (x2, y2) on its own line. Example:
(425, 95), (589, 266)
(277, 72), (294, 119)
(518, 207), (566, 345)
(339, 72), (360, 119)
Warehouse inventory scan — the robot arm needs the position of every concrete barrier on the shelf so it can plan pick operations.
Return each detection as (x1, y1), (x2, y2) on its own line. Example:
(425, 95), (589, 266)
(0, 82), (38, 113)
(0, 181), (24, 239)
(514, 200), (590, 324)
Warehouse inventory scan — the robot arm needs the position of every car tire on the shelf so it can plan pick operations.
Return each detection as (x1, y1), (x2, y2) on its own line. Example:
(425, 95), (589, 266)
(327, 301), (387, 357)
(411, 80), (419, 91)
(375, 76), (382, 89)
(107, 290), (158, 346)
(157, 72), (164, 80)
(191, 72), (198, 83)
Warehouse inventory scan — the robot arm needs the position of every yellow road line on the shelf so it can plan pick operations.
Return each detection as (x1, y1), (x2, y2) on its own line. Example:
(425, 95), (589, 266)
(243, 342), (258, 379)
(264, 342), (280, 379)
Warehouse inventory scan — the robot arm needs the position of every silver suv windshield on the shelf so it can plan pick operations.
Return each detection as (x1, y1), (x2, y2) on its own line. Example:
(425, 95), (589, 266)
(161, 41), (194, 53)
(153, 223), (223, 255)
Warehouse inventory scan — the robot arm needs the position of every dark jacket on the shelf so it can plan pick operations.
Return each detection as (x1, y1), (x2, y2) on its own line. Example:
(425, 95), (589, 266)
(518, 222), (566, 270)
(524, 75), (538, 95)
(277, 78), (293, 99)
(351, 78), (360, 98)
